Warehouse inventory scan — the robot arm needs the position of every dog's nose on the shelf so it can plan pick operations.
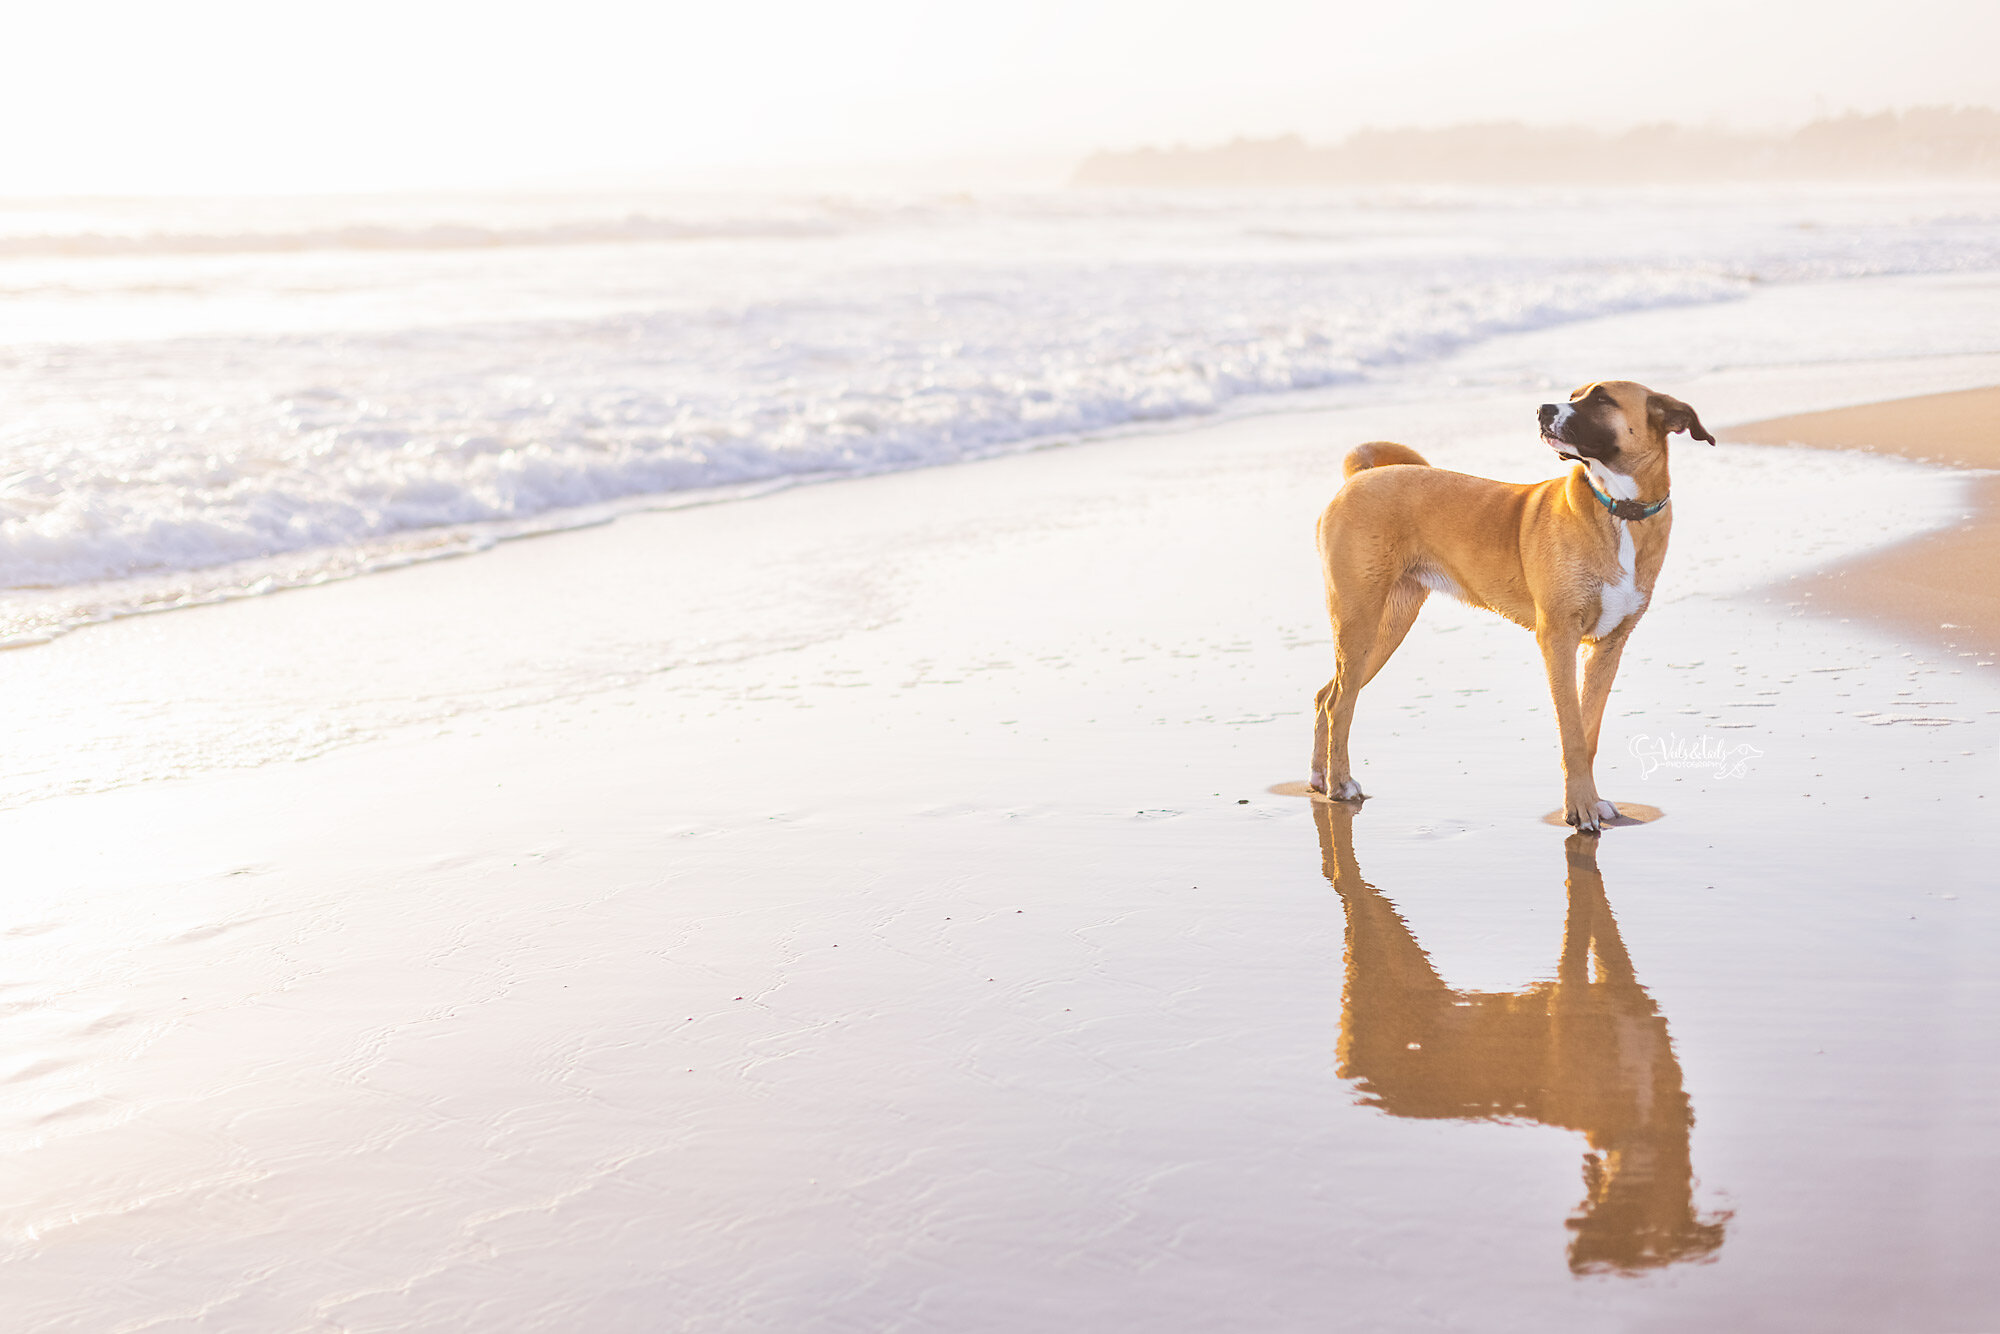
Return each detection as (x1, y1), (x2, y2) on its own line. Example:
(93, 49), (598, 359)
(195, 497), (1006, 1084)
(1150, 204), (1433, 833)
(1538, 404), (1559, 427)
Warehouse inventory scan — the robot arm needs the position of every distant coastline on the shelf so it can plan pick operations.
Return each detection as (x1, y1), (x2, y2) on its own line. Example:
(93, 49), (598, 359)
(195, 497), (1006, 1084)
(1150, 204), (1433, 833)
(1072, 107), (2000, 187)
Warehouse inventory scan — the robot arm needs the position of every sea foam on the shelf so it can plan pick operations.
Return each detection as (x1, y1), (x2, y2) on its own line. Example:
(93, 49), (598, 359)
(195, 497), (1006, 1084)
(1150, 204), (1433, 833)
(0, 185), (1996, 645)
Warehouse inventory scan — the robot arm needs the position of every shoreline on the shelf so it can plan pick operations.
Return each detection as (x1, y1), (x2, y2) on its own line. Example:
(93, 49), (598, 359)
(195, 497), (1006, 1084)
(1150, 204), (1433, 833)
(1727, 385), (2000, 657)
(8, 264), (1998, 658)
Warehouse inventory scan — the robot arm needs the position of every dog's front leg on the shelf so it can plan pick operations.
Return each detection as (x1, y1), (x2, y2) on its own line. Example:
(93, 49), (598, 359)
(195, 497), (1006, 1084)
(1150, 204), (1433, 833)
(1578, 626), (1634, 800)
(1537, 621), (1605, 833)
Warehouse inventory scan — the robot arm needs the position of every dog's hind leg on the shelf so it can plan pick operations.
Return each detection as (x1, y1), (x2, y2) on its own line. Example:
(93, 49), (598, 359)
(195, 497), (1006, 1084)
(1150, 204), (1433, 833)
(1313, 575), (1393, 800)
(1311, 676), (1338, 793)
(1362, 577), (1428, 688)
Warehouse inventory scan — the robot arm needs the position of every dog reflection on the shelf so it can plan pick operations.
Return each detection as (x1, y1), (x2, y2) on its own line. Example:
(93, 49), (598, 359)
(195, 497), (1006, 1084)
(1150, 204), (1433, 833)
(1313, 801), (1727, 1273)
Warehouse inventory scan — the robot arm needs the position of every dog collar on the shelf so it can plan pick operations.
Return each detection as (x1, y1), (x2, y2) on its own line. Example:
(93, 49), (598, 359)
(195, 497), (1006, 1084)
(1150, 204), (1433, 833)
(1582, 473), (1669, 521)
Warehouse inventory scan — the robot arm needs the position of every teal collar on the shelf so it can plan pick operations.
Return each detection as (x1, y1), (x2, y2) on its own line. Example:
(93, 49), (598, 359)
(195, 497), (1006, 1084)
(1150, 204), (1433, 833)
(1582, 472), (1669, 521)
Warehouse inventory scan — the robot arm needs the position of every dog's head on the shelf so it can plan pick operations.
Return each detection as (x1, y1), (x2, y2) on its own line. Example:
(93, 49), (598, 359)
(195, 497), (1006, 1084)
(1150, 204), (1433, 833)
(1537, 382), (1714, 474)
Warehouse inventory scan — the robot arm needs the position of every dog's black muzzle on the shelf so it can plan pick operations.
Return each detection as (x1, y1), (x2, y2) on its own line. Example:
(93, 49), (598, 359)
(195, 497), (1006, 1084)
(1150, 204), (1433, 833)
(1537, 403), (1582, 460)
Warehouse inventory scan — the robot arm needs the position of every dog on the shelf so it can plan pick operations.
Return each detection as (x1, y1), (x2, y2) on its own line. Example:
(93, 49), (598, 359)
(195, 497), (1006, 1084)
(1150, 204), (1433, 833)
(1309, 381), (1713, 831)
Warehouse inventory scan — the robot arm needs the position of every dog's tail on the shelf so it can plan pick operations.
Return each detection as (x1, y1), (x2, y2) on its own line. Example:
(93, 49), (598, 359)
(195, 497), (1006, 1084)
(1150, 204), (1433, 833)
(1342, 441), (1431, 478)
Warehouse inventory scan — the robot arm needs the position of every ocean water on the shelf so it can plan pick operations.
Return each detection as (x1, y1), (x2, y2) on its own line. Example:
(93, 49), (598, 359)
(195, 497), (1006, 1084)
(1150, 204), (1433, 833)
(1, 184), (1997, 645)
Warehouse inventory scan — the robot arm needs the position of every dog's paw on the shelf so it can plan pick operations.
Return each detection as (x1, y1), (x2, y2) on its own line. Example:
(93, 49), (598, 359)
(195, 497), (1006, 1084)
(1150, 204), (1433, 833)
(1565, 802), (1604, 835)
(1328, 778), (1365, 802)
(1595, 799), (1619, 823)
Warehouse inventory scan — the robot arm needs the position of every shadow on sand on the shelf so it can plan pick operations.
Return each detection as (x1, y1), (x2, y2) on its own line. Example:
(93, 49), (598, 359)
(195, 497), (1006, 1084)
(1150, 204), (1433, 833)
(1311, 800), (1729, 1274)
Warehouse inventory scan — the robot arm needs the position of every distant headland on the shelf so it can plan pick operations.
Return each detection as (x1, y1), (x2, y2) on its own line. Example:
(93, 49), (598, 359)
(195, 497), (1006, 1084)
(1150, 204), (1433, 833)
(1072, 107), (2000, 187)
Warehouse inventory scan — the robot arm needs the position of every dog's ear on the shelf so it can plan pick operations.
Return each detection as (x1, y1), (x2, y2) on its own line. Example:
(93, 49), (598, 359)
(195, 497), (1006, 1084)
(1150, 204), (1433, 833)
(1648, 393), (1715, 445)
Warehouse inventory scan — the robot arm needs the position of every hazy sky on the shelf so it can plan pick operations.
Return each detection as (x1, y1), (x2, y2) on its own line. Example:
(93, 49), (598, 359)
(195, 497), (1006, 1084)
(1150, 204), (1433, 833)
(4, 0), (1996, 193)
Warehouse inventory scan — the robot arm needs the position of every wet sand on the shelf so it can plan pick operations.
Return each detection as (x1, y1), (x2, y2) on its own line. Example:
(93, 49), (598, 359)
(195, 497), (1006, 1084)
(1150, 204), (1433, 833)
(0, 359), (1995, 1330)
(1727, 386), (2000, 657)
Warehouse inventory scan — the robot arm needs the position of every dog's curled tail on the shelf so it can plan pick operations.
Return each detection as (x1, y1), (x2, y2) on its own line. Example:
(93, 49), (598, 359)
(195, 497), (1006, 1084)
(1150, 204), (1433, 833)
(1342, 441), (1431, 478)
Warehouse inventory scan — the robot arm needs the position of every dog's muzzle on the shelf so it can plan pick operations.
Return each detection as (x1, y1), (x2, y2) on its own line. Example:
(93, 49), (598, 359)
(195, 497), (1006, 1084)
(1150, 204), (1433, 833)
(1538, 404), (1581, 461)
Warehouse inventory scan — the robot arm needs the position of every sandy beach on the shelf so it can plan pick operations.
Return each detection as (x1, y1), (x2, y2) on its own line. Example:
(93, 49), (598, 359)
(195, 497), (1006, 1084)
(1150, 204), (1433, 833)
(1728, 386), (2000, 656)
(0, 284), (1996, 1328)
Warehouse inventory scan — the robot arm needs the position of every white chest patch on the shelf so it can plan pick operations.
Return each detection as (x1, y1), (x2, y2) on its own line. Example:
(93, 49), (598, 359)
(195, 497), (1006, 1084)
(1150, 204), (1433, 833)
(1586, 459), (1639, 501)
(1592, 522), (1645, 638)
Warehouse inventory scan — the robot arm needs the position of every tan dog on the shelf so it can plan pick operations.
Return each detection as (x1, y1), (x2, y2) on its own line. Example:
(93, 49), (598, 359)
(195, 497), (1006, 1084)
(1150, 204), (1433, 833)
(1309, 381), (1713, 832)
